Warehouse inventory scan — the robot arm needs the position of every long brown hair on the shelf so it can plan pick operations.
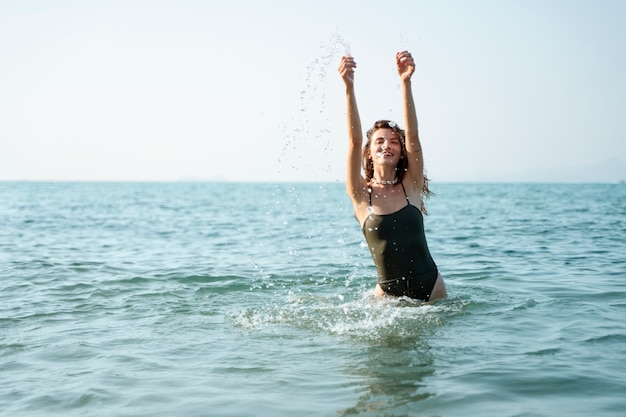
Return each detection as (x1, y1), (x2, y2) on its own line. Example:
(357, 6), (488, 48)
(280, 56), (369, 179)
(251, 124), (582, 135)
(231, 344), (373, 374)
(362, 120), (433, 213)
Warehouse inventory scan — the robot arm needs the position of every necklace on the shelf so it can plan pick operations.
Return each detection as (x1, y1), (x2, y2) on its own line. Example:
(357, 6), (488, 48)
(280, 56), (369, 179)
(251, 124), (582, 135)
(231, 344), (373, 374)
(371, 177), (398, 185)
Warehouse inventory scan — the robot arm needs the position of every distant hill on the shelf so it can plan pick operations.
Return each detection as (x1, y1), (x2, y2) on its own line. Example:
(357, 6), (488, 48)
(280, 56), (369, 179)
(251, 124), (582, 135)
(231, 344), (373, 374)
(453, 158), (626, 183)
(515, 158), (626, 183)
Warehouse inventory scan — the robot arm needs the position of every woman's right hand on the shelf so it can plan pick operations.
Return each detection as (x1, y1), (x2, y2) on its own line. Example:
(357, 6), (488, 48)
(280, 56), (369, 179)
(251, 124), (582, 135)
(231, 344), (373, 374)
(338, 55), (357, 87)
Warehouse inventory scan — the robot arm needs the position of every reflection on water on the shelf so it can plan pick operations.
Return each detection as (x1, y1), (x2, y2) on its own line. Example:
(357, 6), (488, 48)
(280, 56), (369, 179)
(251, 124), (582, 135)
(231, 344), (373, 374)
(340, 338), (436, 416)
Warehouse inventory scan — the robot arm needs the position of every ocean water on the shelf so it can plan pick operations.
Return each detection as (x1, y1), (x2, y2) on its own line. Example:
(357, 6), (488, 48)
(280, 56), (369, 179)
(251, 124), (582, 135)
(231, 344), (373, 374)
(1, 181), (625, 417)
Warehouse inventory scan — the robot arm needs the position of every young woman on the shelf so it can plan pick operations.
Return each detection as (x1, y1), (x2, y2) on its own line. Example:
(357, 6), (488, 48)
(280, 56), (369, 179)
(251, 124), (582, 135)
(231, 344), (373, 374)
(338, 51), (446, 302)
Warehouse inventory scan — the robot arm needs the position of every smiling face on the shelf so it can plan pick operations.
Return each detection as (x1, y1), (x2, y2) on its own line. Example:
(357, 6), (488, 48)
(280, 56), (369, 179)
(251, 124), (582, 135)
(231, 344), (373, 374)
(362, 120), (409, 183)
(368, 128), (402, 166)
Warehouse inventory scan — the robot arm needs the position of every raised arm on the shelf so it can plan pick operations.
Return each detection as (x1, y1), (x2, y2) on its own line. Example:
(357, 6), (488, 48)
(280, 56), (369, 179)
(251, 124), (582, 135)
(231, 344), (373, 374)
(396, 51), (424, 188)
(338, 55), (365, 205)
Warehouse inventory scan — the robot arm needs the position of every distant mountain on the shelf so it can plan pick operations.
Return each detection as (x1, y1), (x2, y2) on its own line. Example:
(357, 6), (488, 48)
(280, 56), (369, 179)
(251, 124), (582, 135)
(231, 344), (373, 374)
(454, 158), (626, 183)
(515, 158), (626, 183)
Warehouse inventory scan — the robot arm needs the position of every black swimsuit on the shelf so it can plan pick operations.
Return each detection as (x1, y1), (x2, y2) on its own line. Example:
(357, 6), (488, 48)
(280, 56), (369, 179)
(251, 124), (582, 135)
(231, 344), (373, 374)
(362, 183), (439, 301)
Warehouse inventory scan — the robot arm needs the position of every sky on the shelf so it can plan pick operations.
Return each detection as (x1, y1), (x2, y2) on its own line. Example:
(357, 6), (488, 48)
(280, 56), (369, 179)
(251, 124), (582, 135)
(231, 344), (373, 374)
(1, 0), (625, 182)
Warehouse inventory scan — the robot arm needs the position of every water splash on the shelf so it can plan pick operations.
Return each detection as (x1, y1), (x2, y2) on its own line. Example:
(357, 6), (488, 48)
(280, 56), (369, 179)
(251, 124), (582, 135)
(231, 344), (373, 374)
(229, 289), (463, 344)
(276, 33), (352, 179)
(300, 33), (351, 114)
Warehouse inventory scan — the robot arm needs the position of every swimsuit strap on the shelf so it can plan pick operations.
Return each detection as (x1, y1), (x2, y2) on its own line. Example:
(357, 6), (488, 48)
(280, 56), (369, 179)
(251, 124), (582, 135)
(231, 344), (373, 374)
(400, 182), (410, 203)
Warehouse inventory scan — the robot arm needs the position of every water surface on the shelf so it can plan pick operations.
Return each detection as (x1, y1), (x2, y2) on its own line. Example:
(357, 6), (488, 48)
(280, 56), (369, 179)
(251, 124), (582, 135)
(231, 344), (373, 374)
(1, 182), (625, 416)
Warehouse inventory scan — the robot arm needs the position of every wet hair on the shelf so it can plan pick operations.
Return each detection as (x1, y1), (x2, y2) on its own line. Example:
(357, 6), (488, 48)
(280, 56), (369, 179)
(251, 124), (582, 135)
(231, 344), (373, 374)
(362, 120), (433, 213)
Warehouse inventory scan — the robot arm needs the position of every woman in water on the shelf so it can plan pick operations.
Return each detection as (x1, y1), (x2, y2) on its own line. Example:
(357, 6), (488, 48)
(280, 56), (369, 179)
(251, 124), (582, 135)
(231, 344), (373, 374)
(338, 51), (446, 302)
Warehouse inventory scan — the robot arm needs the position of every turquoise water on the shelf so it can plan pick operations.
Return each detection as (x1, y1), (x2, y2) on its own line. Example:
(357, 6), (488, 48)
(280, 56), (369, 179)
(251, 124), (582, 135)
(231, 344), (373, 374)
(1, 182), (625, 416)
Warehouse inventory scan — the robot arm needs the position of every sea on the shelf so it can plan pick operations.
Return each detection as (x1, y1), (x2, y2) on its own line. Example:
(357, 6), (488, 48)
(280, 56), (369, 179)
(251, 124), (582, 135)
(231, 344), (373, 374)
(1, 181), (625, 417)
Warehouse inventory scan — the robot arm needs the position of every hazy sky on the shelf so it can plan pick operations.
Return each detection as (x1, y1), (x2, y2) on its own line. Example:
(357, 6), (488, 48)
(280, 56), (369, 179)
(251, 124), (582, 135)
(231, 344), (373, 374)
(1, 0), (624, 182)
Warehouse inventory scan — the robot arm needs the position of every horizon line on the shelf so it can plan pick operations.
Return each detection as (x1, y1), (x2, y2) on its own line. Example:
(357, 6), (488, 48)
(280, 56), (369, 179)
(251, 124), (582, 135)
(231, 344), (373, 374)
(1, 178), (624, 185)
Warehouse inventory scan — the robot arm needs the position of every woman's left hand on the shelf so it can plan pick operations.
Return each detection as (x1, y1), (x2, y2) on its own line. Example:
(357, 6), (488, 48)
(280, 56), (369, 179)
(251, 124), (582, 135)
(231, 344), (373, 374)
(396, 51), (415, 81)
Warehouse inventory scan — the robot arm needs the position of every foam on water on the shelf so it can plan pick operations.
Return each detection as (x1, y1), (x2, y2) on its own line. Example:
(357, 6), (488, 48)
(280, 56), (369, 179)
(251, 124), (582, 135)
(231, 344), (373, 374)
(229, 289), (466, 344)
